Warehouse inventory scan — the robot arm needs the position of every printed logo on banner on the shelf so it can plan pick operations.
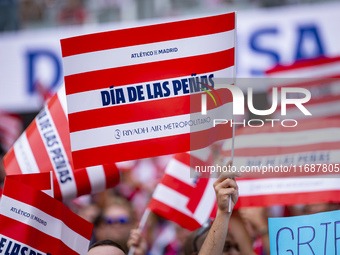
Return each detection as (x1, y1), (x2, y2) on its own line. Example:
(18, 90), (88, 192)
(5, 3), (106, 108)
(199, 80), (222, 115)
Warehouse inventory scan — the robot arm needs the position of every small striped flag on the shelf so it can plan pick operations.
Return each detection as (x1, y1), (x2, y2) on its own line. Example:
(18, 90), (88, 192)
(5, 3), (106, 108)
(3, 85), (120, 202)
(148, 150), (217, 231)
(0, 174), (93, 255)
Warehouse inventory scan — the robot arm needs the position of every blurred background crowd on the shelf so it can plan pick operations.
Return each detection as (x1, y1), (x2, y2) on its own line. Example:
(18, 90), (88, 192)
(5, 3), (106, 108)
(1, 0), (338, 32)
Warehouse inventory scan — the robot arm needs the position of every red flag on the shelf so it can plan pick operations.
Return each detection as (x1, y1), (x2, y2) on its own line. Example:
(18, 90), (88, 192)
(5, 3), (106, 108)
(0, 174), (93, 254)
(222, 117), (340, 207)
(3, 85), (120, 202)
(8, 172), (53, 197)
(266, 56), (340, 120)
(60, 12), (235, 169)
(148, 150), (217, 231)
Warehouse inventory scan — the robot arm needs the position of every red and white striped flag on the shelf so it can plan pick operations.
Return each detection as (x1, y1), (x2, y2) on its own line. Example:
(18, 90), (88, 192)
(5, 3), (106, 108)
(222, 117), (340, 207)
(60, 12), (235, 169)
(3, 85), (120, 202)
(0, 174), (93, 255)
(148, 150), (217, 231)
(266, 56), (340, 120)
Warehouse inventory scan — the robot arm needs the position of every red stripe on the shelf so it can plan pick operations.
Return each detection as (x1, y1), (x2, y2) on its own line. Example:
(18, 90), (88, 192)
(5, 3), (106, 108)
(25, 122), (54, 173)
(161, 174), (193, 197)
(3, 148), (22, 174)
(186, 178), (209, 213)
(3, 177), (93, 239)
(0, 215), (78, 255)
(69, 87), (232, 132)
(8, 172), (51, 191)
(173, 153), (190, 166)
(102, 164), (120, 189)
(267, 77), (340, 91)
(174, 152), (213, 169)
(230, 166), (339, 179)
(148, 199), (201, 231)
(65, 48), (234, 95)
(237, 190), (340, 208)
(266, 56), (340, 74)
(47, 93), (74, 169)
(71, 124), (232, 168)
(61, 13), (235, 57)
(25, 121), (63, 200)
(73, 168), (91, 197)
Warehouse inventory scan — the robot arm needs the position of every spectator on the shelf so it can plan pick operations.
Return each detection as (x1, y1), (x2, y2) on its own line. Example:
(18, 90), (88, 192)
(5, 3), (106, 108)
(56, 0), (87, 26)
(183, 161), (241, 255)
(88, 239), (126, 255)
(182, 221), (240, 255)
(0, 0), (19, 32)
(19, 0), (44, 29)
(94, 195), (137, 252)
(239, 207), (270, 255)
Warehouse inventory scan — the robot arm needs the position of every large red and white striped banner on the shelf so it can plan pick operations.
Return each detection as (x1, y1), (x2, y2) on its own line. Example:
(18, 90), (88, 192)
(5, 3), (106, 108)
(266, 56), (340, 119)
(3, 86), (120, 202)
(222, 117), (340, 207)
(148, 150), (217, 231)
(60, 12), (235, 169)
(0, 174), (93, 255)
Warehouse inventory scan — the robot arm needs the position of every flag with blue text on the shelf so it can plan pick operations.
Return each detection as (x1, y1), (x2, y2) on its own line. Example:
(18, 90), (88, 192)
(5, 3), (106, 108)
(60, 12), (235, 169)
(0, 174), (93, 255)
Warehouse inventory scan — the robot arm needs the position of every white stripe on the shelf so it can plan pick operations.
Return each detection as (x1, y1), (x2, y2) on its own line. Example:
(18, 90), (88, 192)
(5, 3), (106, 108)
(232, 149), (340, 168)
(152, 184), (192, 216)
(57, 84), (68, 120)
(42, 189), (53, 197)
(70, 102), (233, 151)
(273, 100), (340, 119)
(13, 132), (40, 174)
(86, 165), (106, 194)
(66, 68), (234, 114)
(0, 195), (89, 254)
(35, 107), (77, 202)
(267, 61), (340, 78)
(0, 234), (45, 254)
(238, 177), (340, 196)
(193, 178), (216, 224)
(63, 30), (235, 76)
(229, 127), (340, 149)
(190, 147), (212, 162)
(165, 160), (196, 187)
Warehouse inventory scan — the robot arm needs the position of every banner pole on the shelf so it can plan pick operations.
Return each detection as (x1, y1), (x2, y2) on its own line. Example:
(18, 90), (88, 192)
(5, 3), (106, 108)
(128, 208), (151, 255)
(228, 11), (237, 213)
(50, 171), (54, 198)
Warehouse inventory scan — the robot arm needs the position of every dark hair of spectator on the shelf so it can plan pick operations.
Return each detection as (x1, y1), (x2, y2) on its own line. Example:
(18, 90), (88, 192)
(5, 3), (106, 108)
(88, 239), (126, 254)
